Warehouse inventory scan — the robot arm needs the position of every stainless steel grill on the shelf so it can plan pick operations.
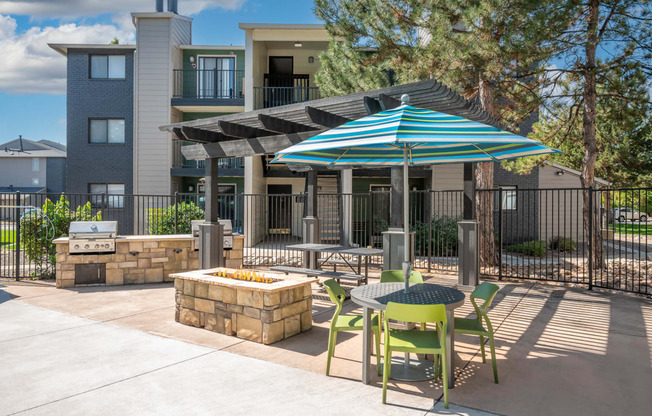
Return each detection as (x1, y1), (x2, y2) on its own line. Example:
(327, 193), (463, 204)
(192, 219), (233, 250)
(68, 221), (118, 254)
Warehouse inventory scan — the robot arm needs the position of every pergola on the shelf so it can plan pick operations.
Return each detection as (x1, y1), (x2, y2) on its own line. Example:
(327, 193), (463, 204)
(160, 79), (501, 283)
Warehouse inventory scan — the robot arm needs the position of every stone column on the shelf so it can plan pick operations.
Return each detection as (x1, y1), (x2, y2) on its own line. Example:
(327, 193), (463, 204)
(302, 170), (320, 268)
(458, 162), (479, 287)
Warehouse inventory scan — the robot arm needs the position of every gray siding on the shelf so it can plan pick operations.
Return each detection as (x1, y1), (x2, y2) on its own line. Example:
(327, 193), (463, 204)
(46, 157), (66, 195)
(0, 158), (47, 189)
(66, 48), (134, 195)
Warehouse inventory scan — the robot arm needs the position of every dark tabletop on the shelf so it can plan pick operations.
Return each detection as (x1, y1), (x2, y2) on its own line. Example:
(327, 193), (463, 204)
(350, 283), (466, 311)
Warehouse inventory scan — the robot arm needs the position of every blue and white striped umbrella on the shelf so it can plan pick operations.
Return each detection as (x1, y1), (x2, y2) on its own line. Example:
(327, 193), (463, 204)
(272, 103), (559, 166)
(272, 96), (559, 292)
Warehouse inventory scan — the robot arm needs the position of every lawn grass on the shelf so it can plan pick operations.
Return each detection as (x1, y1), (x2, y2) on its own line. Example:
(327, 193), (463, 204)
(611, 223), (652, 235)
(1, 229), (16, 247)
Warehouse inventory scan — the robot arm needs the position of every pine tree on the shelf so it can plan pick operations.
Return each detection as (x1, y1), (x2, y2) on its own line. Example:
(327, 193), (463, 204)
(314, 0), (578, 266)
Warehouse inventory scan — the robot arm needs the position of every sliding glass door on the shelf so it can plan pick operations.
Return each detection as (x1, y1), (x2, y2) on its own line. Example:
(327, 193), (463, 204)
(198, 56), (236, 98)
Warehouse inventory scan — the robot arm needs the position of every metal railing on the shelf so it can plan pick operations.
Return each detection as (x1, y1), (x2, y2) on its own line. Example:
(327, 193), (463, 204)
(2, 188), (650, 296)
(253, 86), (320, 109)
(172, 69), (244, 99)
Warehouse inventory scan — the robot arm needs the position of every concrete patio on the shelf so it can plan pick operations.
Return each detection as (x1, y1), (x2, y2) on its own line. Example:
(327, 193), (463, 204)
(1, 273), (651, 415)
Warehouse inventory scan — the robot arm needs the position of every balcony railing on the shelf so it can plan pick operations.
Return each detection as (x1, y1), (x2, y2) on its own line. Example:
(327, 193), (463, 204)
(253, 86), (321, 109)
(172, 139), (244, 171)
(173, 69), (244, 100)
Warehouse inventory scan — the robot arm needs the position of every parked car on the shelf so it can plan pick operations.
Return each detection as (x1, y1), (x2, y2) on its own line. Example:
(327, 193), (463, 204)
(613, 208), (647, 222)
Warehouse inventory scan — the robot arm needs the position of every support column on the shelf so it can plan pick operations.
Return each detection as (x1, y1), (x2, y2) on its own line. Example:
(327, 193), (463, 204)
(199, 157), (224, 269)
(341, 168), (353, 246)
(302, 170), (320, 268)
(383, 166), (414, 270)
(458, 162), (478, 287)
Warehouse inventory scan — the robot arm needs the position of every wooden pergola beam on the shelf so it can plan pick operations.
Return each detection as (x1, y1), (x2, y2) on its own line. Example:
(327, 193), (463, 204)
(258, 114), (317, 134)
(218, 120), (275, 139)
(363, 96), (383, 115)
(378, 93), (401, 110)
(180, 126), (234, 143)
(305, 106), (352, 128)
(180, 129), (325, 160)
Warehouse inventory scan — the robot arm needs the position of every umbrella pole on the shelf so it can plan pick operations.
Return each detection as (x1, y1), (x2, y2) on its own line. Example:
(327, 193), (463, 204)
(403, 147), (411, 294)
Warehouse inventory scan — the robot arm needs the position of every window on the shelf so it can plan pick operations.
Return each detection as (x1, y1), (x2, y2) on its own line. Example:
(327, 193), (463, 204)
(89, 183), (125, 208)
(90, 119), (125, 143)
(32, 158), (39, 172)
(495, 185), (517, 210)
(90, 55), (125, 79)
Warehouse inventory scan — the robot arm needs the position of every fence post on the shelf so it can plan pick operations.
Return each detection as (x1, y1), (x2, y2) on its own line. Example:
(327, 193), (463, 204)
(498, 188), (503, 281)
(588, 186), (593, 290)
(174, 192), (179, 234)
(14, 191), (21, 281)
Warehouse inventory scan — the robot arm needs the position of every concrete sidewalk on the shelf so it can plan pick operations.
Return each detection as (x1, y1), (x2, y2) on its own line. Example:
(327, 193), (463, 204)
(0, 288), (492, 416)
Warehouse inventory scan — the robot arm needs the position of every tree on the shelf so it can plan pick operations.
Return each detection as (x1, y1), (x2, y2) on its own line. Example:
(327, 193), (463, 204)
(315, 0), (578, 266)
(504, 0), (651, 267)
(110, 37), (119, 45)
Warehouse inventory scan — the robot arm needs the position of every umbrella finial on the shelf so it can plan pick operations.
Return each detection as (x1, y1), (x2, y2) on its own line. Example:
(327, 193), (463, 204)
(400, 94), (410, 105)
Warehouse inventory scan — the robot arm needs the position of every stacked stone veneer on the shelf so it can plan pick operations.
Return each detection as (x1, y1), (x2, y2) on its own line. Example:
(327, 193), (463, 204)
(54, 235), (244, 288)
(173, 271), (314, 345)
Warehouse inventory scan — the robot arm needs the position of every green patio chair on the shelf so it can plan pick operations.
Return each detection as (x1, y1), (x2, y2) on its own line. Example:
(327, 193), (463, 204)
(379, 270), (424, 283)
(323, 279), (382, 376)
(454, 281), (500, 383)
(382, 302), (448, 408)
(380, 270), (426, 330)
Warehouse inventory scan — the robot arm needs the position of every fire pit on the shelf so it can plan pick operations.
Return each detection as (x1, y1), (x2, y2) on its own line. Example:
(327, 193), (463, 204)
(171, 268), (317, 344)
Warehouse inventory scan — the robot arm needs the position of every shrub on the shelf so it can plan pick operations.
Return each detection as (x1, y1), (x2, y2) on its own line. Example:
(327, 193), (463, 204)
(548, 236), (576, 252)
(412, 214), (460, 257)
(19, 196), (101, 277)
(147, 201), (205, 235)
(505, 240), (547, 257)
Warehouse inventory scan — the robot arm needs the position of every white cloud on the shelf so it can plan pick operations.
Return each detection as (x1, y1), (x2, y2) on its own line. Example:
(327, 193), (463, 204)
(0, 0), (246, 18)
(0, 14), (135, 94)
(0, 0), (247, 94)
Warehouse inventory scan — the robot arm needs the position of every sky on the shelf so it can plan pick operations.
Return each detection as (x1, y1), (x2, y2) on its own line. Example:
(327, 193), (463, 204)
(0, 0), (321, 145)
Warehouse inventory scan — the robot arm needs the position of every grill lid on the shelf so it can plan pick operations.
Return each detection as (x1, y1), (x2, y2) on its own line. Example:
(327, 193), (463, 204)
(69, 221), (118, 238)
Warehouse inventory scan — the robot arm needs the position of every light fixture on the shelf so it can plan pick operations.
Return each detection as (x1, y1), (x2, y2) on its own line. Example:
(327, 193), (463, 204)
(189, 56), (195, 63)
(308, 56), (314, 63)
(555, 170), (565, 176)
(294, 41), (302, 47)
(188, 185), (194, 192)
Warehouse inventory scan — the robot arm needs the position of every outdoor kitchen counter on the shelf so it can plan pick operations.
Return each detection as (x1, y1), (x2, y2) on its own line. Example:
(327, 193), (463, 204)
(53, 234), (195, 244)
(171, 268), (317, 344)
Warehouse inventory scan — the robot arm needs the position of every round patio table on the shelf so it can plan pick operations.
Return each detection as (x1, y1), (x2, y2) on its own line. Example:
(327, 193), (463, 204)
(350, 282), (465, 388)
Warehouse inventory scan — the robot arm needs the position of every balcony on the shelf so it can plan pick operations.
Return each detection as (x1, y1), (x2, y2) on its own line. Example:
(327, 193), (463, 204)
(254, 73), (321, 109)
(171, 139), (244, 177)
(172, 69), (245, 108)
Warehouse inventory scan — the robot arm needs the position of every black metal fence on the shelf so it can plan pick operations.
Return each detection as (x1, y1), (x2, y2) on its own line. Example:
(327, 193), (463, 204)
(2, 188), (650, 296)
(477, 187), (652, 295)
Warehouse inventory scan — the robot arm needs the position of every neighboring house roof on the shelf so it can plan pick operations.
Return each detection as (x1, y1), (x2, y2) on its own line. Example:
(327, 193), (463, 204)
(0, 138), (66, 158)
(48, 43), (136, 56)
(544, 162), (611, 187)
(0, 186), (47, 193)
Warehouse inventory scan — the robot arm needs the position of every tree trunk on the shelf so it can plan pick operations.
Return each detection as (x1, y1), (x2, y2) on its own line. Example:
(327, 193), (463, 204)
(580, 0), (604, 270)
(476, 73), (496, 268)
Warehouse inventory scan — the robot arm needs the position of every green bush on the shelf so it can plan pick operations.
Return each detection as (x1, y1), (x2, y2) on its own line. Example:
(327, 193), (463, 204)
(548, 236), (576, 252)
(147, 201), (205, 235)
(505, 240), (547, 257)
(19, 196), (101, 277)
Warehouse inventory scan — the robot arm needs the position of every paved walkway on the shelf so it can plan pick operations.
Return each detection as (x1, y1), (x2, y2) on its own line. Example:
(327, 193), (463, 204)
(0, 287), (491, 416)
(1, 275), (651, 416)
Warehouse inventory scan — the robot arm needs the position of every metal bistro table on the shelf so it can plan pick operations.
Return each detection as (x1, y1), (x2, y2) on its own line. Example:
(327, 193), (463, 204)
(287, 244), (383, 283)
(350, 282), (465, 388)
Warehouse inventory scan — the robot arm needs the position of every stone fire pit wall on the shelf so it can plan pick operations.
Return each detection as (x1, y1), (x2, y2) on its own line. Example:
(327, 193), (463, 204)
(172, 269), (315, 344)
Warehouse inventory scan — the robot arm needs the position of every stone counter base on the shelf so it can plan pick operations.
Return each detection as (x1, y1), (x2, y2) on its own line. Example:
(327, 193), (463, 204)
(174, 277), (313, 344)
